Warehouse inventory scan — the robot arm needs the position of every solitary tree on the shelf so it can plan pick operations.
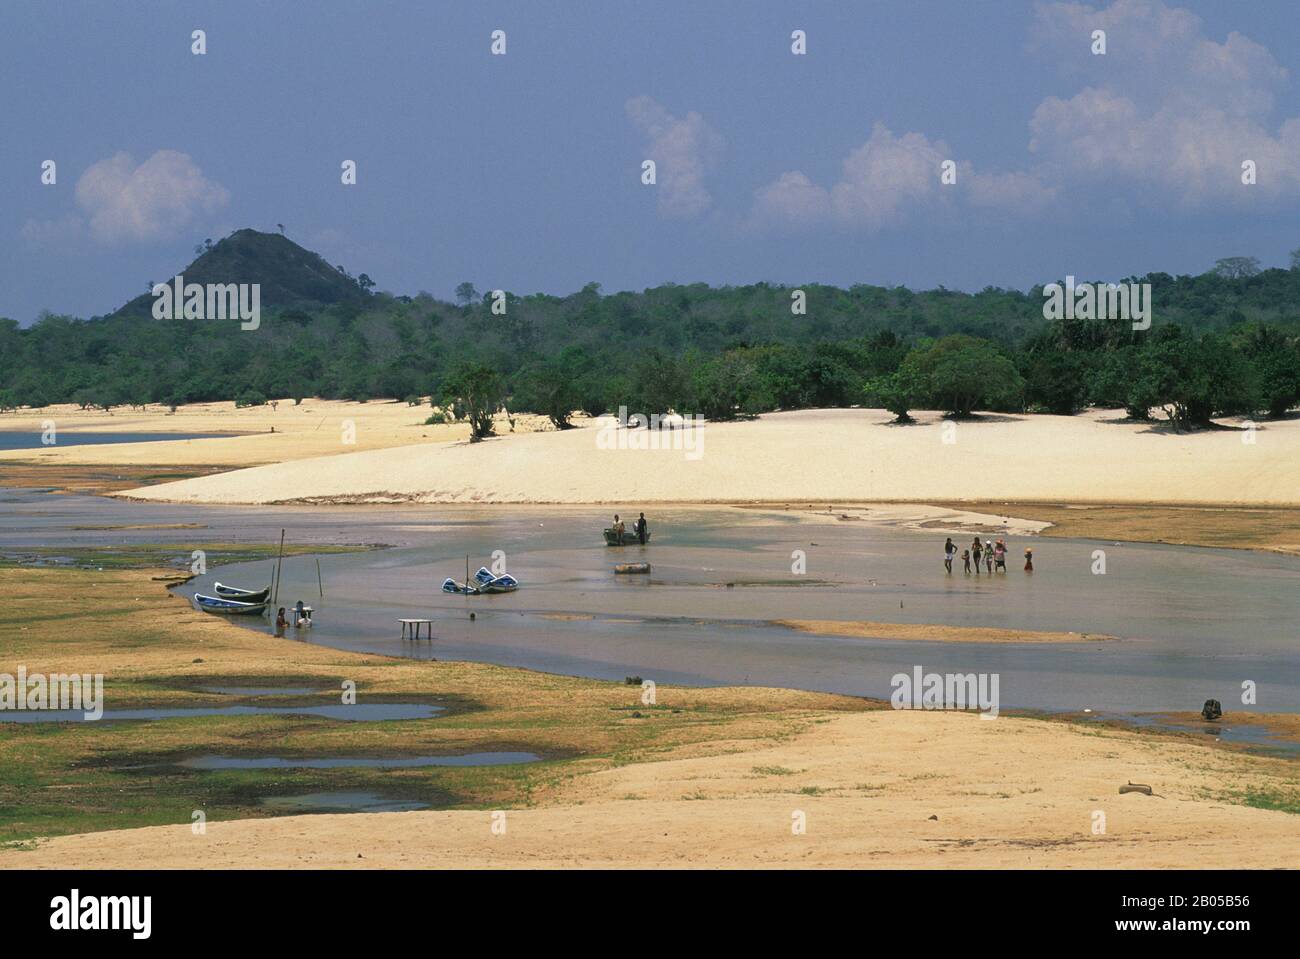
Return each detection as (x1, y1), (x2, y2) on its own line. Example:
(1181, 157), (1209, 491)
(455, 282), (479, 308)
(440, 361), (504, 441)
(864, 364), (927, 423)
(1212, 256), (1262, 279)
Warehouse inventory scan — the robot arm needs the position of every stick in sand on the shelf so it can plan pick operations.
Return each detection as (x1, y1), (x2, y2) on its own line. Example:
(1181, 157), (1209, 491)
(272, 529), (286, 606)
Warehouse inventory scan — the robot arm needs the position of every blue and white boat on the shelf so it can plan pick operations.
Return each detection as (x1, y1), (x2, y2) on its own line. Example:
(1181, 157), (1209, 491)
(194, 592), (268, 615)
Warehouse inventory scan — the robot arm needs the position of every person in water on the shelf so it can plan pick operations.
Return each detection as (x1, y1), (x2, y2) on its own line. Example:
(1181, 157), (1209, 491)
(993, 539), (1007, 571)
(1023, 548), (1034, 572)
(971, 537), (983, 574)
(962, 548), (971, 573)
(984, 540), (994, 573)
(943, 537), (956, 573)
(275, 607), (288, 636)
(635, 512), (648, 545)
(612, 514), (626, 545)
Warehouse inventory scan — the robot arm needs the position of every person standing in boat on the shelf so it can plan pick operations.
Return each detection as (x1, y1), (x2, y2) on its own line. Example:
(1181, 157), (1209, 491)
(612, 514), (626, 545)
(635, 512), (648, 545)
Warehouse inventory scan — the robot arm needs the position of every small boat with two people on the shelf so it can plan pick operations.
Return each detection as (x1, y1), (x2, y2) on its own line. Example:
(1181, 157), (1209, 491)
(604, 512), (651, 546)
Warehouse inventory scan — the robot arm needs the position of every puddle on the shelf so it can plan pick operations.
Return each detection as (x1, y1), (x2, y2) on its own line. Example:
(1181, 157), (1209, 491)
(179, 751), (541, 769)
(259, 791), (430, 813)
(0, 703), (443, 724)
(197, 686), (317, 696)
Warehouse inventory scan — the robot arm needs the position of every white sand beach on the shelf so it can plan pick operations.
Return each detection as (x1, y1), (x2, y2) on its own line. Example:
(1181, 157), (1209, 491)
(113, 407), (1300, 507)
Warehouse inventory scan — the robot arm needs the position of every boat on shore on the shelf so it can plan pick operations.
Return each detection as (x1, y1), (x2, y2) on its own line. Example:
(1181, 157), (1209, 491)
(443, 567), (520, 595)
(195, 593), (269, 615)
(474, 567), (519, 593)
(213, 582), (271, 603)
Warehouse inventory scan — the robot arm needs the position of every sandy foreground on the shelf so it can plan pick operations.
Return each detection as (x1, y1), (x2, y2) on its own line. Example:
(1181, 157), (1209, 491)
(102, 407), (1300, 507)
(5, 708), (1295, 869)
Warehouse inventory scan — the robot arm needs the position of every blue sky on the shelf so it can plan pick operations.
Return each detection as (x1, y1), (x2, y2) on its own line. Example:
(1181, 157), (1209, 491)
(4, 0), (1300, 324)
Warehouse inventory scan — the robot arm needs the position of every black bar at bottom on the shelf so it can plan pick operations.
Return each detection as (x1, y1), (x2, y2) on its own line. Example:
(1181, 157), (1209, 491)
(0, 868), (1290, 943)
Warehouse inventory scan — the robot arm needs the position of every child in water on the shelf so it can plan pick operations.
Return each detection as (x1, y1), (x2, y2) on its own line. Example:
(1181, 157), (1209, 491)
(1024, 548), (1034, 572)
(962, 548), (972, 573)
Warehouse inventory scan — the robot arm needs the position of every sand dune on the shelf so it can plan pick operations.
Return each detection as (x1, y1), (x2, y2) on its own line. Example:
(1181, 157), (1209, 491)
(5, 709), (1295, 869)
(119, 408), (1300, 507)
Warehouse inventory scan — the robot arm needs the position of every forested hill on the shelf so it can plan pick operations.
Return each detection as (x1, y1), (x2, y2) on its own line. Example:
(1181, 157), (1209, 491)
(112, 229), (371, 317)
(1, 229), (1298, 427)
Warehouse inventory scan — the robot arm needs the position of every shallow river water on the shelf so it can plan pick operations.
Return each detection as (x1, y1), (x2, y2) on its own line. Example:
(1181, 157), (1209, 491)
(3, 488), (1297, 713)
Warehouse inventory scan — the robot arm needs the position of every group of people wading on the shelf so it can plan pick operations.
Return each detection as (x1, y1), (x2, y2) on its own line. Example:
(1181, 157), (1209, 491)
(944, 536), (1032, 574)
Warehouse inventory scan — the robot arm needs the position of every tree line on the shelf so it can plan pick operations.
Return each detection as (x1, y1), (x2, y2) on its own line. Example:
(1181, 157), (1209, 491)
(2, 257), (1298, 434)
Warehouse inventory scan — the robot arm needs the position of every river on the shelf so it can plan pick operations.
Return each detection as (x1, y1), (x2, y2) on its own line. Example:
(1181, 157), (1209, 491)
(2, 488), (1297, 713)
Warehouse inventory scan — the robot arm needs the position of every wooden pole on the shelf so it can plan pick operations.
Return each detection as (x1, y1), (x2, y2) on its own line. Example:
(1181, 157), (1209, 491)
(272, 529), (286, 606)
(316, 557), (324, 598)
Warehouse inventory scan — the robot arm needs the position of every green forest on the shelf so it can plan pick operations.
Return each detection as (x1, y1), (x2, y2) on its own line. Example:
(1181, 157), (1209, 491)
(2, 230), (1299, 432)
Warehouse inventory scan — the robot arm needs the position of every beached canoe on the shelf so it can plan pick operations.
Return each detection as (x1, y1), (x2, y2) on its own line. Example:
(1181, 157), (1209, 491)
(194, 592), (268, 615)
(603, 529), (651, 546)
(443, 568), (519, 595)
(473, 567), (519, 593)
(213, 582), (271, 603)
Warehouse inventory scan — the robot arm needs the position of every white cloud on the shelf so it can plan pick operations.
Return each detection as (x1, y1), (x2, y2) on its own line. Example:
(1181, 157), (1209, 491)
(1027, 0), (1300, 204)
(75, 150), (229, 242)
(625, 96), (722, 219)
(750, 124), (1054, 229)
(752, 171), (831, 227)
(829, 125), (952, 225)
